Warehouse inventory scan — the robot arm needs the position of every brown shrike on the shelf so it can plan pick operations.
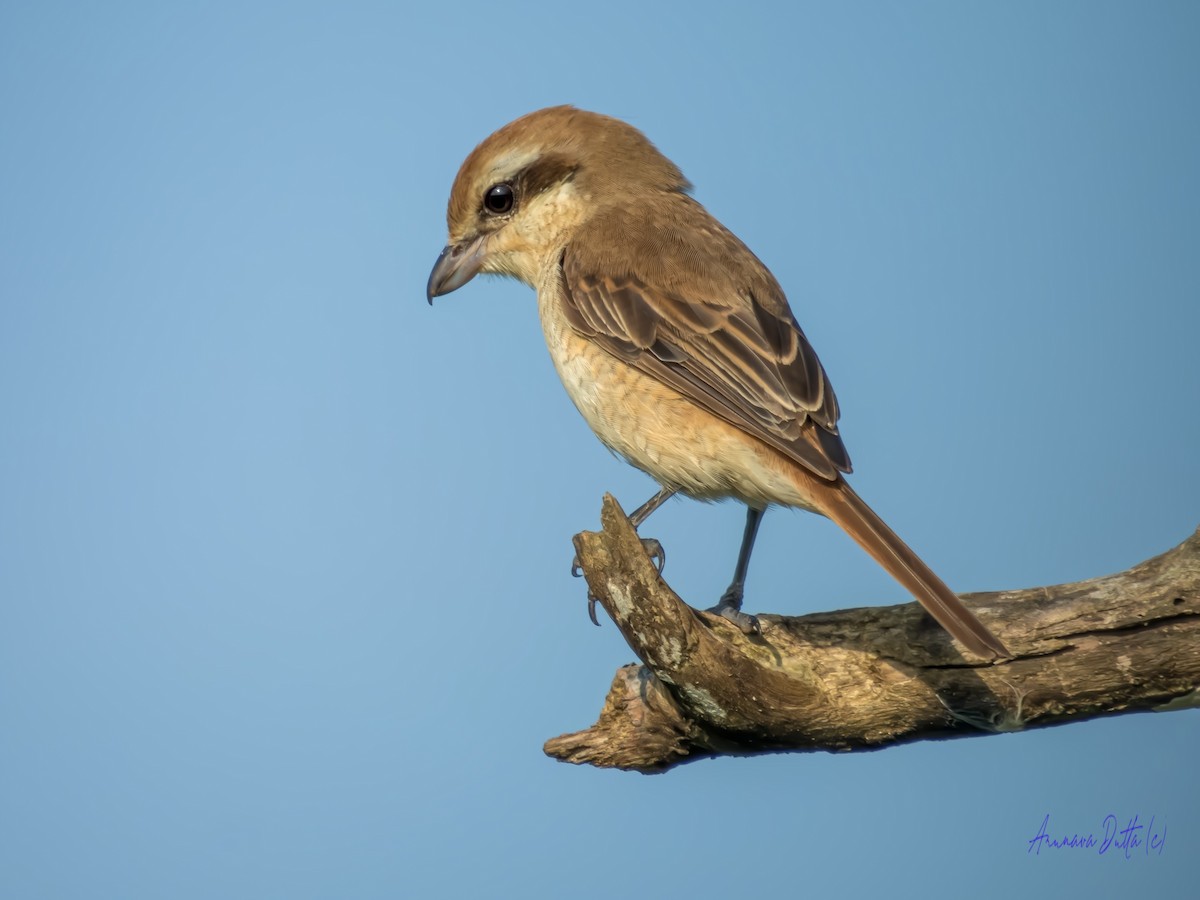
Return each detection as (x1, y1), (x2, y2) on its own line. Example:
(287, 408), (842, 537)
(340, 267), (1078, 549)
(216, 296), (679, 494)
(427, 106), (1009, 659)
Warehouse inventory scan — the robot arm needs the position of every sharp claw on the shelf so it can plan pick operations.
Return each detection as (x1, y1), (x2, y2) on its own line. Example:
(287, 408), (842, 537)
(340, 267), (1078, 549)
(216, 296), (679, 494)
(706, 594), (760, 634)
(640, 538), (665, 574)
(575, 536), (661, 625)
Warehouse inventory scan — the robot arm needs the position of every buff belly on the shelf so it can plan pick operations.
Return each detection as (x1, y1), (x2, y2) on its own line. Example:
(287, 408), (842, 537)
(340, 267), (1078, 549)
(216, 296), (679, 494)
(537, 284), (824, 514)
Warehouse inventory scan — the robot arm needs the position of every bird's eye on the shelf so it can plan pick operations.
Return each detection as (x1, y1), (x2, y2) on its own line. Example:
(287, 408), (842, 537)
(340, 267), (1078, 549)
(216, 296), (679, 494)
(483, 183), (514, 215)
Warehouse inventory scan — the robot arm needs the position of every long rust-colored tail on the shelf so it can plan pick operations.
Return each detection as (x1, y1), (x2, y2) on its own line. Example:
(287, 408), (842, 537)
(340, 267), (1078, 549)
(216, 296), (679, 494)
(818, 481), (1010, 659)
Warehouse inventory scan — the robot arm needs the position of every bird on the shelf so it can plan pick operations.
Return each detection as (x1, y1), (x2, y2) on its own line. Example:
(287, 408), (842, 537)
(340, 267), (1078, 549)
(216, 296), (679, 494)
(427, 105), (1010, 659)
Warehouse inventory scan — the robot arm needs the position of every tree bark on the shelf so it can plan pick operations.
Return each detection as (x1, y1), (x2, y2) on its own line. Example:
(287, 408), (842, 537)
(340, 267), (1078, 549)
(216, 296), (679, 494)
(544, 495), (1200, 772)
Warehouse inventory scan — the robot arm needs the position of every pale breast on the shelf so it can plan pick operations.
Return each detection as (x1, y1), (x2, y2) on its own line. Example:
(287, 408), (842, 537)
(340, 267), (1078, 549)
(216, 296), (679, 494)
(535, 268), (822, 513)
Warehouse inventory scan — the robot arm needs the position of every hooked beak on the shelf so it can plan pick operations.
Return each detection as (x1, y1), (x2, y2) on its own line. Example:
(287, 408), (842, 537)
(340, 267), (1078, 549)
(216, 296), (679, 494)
(426, 235), (487, 304)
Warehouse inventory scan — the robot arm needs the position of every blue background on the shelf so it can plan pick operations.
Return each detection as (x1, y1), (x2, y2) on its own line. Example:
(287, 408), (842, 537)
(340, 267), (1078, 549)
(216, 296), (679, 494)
(2, 2), (1196, 896)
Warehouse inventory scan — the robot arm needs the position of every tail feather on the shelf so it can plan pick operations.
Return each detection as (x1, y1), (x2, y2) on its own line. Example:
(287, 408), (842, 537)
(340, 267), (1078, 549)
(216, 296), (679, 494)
(820, 482), (1010, 659)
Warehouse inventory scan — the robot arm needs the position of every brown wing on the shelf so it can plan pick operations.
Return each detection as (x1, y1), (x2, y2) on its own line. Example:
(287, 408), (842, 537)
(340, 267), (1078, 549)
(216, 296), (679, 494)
(560, 246), (852, 481)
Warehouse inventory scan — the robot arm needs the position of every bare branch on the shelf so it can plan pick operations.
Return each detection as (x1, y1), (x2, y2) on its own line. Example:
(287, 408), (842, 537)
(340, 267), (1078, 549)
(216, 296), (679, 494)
(544, 495), (1200, 772)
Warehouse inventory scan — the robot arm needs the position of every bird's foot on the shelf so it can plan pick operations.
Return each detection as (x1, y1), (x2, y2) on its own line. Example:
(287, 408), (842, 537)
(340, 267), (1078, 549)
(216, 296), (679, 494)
(571, 537), (665, 578)
(640, 538), (666, 573)
(574, 537), (665, 627)
(706, 586), (760, 634)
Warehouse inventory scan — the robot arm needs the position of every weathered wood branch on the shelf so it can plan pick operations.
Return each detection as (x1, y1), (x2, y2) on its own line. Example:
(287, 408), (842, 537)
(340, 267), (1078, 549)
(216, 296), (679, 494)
(544, 495), (1200, 772)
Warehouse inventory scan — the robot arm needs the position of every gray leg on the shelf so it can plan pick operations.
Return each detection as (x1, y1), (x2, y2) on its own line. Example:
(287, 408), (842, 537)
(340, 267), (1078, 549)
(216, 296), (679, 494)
(624, 486), (675, 574)
(573, 487), (675, 577)
(629, 486), (676, 528)
(707, 506), (765, 634)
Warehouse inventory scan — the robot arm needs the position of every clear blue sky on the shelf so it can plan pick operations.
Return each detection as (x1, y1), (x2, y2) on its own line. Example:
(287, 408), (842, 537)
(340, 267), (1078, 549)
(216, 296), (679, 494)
(2, 2), (1197, 897)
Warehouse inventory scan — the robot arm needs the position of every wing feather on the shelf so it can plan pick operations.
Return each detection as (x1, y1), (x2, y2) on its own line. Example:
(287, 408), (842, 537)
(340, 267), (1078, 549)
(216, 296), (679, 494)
(560, 247), (851, 481)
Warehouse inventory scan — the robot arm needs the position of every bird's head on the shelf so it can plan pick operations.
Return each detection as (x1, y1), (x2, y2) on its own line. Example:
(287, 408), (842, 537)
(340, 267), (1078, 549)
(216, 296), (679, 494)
(426, 105), (690, 302)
